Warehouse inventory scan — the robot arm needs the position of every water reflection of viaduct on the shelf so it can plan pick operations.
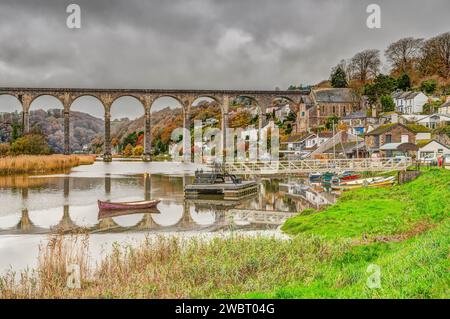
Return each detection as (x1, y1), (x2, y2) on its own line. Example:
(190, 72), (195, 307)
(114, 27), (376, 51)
(0, 87), (309, 161)
(9, 175), (234, 234)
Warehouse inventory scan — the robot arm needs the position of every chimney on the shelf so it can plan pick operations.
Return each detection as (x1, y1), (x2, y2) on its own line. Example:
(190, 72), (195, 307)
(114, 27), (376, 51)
(391, 113), (399, 123)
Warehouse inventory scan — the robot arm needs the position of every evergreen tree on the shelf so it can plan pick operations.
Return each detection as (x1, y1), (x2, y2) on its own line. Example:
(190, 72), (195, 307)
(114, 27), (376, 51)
(397, 73), (411, 90)
(330, 66), (348, 88)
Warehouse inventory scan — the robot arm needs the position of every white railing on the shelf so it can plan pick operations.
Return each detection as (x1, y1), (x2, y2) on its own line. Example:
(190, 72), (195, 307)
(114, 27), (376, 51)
(216, 157), (412, 175)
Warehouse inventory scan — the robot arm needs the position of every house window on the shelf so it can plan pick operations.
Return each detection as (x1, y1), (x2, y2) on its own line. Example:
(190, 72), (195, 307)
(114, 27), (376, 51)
(401, 135), (409, 143)
(385, 134), (392, 143)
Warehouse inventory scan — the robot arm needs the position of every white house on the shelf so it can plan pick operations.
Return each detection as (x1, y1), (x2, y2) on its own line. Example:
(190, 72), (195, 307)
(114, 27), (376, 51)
(391, 91), (428, 114)
(417, 140), (450, 162)
(416, 114), (450, 129)
(438, 101), (450, 115)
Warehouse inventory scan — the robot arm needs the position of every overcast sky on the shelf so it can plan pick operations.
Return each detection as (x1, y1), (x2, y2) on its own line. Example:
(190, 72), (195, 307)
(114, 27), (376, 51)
(0, 0), (448, 118)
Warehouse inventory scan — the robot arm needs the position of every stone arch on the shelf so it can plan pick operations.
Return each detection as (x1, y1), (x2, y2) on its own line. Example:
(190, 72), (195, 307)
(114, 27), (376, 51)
(29, 93), (64, 111)
(69, 93), (105, 112)
(149, 94), (185, 112)
(111, 94), (146, 112)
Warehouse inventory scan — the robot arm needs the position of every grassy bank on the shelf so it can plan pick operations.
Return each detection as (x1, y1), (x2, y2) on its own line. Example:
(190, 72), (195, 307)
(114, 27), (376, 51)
(0, 154), (95, 175)
(0, 169), (448, 298)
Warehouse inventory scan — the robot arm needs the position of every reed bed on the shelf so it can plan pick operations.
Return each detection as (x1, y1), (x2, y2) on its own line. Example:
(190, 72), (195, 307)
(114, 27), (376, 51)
(0, 155), (95, 175)
(0, 234), (346, 298)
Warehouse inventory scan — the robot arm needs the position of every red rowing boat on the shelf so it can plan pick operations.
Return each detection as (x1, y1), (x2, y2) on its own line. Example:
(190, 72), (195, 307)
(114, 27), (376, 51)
(98, 199), (160, 211)
(340, 173), (360, 181)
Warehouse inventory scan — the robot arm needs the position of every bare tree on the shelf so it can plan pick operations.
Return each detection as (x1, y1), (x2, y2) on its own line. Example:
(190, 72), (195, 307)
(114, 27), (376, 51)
(420, 32), (450, 79)
(385, 37), (423, 74)
(349, 49), (380, 83)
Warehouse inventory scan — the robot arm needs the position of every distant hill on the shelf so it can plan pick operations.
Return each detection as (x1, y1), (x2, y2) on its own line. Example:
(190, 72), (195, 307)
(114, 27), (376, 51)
(0, 109), (104, 153)
(0, 102), (224, 154)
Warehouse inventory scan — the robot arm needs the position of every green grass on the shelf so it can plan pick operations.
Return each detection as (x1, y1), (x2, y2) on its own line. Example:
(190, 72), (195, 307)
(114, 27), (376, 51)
(243, 220), (449, 298)
(1, 169), (448, 299)
(282, 169), (449, 240)
(248, 168), (450, 298)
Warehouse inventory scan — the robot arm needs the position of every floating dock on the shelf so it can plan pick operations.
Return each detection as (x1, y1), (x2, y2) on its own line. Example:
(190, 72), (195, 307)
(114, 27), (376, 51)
(185, 181), (258, 200)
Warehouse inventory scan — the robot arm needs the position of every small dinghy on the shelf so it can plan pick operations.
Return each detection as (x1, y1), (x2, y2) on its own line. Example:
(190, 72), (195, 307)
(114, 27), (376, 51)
(98, 199), (160, 211)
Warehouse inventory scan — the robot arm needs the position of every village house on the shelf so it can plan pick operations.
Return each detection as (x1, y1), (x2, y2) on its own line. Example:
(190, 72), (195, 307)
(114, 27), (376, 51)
(399, 113), (450, 129)
(416, 140), (450, 162)
(365, 123), (431, 157)
(281, 132), (332, 159)
(341, 110), (380, 136)
(416, 114), (450, 129)
(438, 100), (450, 115)
(309, 131), (366, 159)
(391, 91), (428, 114)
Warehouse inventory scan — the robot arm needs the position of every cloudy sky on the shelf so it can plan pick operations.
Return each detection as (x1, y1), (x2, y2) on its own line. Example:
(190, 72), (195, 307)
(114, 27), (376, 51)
(0, 0), (448, 118)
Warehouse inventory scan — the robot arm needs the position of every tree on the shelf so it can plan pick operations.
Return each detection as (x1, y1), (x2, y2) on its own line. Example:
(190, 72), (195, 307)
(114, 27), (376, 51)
(363, 74), (398, 105)
(9, 134), (51, 155)
(420, 32), (450, 79)
(397, 73), (411, 90)
(123, 143), (133, 157)
(385, 37), (423, 74)
(325, 116), (339, 130)
(380, 95), (396, 112)
(349, 49), (381, 83)
(330, 65), (348, 88)
(420, 79), (438, 95)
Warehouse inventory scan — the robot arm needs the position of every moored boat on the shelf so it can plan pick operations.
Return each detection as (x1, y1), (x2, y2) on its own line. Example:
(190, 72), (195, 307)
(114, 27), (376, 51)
(332, 176), (395, 191)
(339, 171), (360, 181)
(98, 199), (160, 211)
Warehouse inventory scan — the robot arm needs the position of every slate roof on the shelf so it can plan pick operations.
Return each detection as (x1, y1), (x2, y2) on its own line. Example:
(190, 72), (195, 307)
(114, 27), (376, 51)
(313, 88), (359, 103)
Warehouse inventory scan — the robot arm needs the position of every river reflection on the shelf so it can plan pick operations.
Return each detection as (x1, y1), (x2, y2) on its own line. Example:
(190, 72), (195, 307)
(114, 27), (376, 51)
(0, 162), (338, 235)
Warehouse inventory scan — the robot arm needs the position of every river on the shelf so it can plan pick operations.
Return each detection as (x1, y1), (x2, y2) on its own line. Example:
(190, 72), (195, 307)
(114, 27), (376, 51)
(0, 161), (337, 273)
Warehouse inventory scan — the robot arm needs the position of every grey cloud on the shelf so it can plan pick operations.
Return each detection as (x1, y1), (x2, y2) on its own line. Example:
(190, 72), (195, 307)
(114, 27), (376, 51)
(0, 0), (448, 90)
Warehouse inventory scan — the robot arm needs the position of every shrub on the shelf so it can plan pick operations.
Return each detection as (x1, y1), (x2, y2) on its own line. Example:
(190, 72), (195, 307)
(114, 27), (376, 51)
(381, 95), (396, 112)
(9, 134), (51, 155)
(133, 145), (144, 156)
(420, 79), (437, 95)
(123, 144), (133, 157)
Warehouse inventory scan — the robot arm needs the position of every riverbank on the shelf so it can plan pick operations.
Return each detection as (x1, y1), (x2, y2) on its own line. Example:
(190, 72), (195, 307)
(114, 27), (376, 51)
(0, 155), (95, 175)
(0, 169), (448, 298)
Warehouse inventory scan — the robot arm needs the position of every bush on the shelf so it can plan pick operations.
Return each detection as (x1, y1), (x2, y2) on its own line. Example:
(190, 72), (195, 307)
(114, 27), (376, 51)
(420, 79), (437, 95)
(9, 134), (51, 155)
(381, 95), (396, 112)
(133, 145), (144, 156)
(123, 144), (133, 157)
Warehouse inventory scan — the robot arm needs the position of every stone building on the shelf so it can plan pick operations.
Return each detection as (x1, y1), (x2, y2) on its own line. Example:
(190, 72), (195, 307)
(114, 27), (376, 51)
(365, 123), (431, 156)
(297, 88), (362, 131)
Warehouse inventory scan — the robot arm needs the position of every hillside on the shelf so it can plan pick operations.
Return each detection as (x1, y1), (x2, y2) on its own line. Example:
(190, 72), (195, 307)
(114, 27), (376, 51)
(0, 109), (104, 153)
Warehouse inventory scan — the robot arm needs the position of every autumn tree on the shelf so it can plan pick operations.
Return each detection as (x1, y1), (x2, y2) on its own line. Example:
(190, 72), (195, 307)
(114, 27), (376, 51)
(123, 143), (133, 157)
(385, 37), (423, 74)
(419, 32), (450, 79)
(349, 49), (381, 83)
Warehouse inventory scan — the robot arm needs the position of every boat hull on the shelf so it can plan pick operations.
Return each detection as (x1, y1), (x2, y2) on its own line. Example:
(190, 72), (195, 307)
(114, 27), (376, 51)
(98, 199), (160, 210)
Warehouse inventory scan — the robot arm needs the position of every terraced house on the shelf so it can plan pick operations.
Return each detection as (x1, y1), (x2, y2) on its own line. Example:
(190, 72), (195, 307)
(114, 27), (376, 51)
(365, 123), (431, 157)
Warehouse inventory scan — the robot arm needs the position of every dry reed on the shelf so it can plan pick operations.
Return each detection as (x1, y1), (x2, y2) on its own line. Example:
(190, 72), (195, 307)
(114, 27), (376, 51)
(0, 155), (95, 175)
(0, 234), (345, 298)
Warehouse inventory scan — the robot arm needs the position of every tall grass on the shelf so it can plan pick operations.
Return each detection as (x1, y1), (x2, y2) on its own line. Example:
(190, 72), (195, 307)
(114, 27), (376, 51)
(0, 234), (347, 298)
(0, 155), (95, 175)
